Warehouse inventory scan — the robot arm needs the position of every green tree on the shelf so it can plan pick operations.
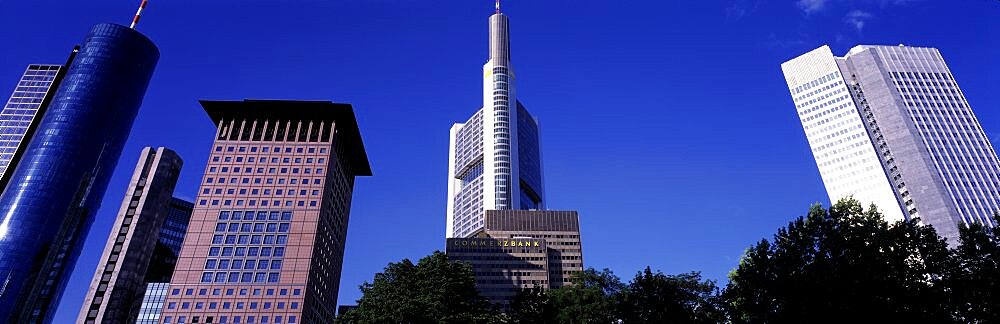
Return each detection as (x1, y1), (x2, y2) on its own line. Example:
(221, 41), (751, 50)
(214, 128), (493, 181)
(337, 251), (501, 323)
(546, 268), (624, 324)
(507, 287), (557, 323)
(618, 268), (723, 323)
(723, 198), (955, 323)
(949, 216), (1000, 323)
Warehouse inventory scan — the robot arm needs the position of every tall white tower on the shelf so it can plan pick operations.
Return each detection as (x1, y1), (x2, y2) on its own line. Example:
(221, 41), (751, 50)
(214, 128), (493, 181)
(447, 4), (545, 238)
(783, 45), (1000, 242)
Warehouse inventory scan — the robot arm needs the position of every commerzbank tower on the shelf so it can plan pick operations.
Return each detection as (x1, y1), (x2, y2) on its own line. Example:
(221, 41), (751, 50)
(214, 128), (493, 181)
(446, 1), (546, 239)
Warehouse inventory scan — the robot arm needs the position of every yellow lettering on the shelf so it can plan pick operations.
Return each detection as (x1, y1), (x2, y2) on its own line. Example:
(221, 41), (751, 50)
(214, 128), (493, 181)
(533, 242), (540, 247)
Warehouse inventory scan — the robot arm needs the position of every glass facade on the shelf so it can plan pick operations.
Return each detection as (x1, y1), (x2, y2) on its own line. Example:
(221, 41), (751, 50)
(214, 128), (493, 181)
(145, 198), (195, 283)
(0, 23), (159, 323)
(135, 283), (170, 324)
(0, 64), (65, 192)
(202, 210), (293, 285)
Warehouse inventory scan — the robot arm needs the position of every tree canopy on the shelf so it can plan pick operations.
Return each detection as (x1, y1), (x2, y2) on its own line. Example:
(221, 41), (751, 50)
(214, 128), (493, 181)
(337, 251), (500, 323)
(723, 198), (998, 323)
(340, 199), (999, 323)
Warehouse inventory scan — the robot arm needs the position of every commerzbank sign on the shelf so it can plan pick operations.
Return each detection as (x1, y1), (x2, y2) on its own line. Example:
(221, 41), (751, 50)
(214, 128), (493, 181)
(450, 239), (542, 248)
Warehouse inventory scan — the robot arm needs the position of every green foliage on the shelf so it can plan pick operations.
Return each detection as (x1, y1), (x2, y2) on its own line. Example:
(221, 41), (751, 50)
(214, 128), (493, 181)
(337, 251), (501, 324)
(341, 201), (1000, 323)
(507, 268), (723, 323)
(618, 268), (724, 324)
(723, 198), (962, 323)
(507, 287), (556, 324)
(546, 268), (624, 323)
(948, 216), (1000, 323)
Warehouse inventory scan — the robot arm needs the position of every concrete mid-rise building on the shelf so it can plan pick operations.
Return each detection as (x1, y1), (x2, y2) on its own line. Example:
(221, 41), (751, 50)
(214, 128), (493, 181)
(448, 210), (583, 308)
(78, 147), (188, 324)
(782, 45), (1000, 242)
(159, 100), (371, 324)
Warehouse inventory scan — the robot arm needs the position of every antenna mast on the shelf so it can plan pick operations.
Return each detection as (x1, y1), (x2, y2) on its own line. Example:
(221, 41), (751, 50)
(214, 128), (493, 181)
(495, 0), (501, 13)
(130, 0), (149, 29)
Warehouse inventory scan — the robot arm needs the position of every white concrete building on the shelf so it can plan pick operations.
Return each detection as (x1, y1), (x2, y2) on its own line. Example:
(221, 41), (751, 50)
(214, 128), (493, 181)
(783, 45), (1000, 242)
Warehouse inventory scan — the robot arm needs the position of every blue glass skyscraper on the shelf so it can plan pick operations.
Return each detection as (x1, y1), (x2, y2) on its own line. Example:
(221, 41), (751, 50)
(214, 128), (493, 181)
(0, 23), (159, 323)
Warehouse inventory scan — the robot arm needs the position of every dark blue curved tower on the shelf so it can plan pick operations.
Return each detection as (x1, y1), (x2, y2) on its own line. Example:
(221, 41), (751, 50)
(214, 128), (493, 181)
(0, 23), (158, 323)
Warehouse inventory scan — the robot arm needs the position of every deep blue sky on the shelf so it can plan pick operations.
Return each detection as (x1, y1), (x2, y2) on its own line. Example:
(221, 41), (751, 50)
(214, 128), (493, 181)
(0, 0), (997, 321)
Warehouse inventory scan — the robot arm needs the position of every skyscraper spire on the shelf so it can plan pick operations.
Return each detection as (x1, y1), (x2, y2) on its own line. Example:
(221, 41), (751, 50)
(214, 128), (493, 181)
(496, 0), (501, 14)
(129, 0), (148, 29)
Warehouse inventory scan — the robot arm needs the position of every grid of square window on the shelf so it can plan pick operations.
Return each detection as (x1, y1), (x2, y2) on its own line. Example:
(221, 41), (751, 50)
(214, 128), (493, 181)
(197, 144), (327, 208)
(202, 210), (292, 284)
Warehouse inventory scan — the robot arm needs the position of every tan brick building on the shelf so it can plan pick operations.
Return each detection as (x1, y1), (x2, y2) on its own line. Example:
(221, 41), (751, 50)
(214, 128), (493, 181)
(159, 100), (371, 324)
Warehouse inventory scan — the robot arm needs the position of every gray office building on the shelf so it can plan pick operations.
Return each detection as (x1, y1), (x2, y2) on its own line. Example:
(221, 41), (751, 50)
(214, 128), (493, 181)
(783, 45), (1000, 242)
(447, 210), (583, 308)
(78, 147), (186, 324)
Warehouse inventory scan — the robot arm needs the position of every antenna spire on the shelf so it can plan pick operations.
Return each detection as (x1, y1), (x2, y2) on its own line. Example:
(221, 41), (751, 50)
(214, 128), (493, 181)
(495, 0), (501, 13)
(130, 0), (149, 29)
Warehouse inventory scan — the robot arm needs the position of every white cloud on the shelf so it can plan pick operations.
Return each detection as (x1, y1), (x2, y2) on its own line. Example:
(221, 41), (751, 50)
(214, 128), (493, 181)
(844, 10), (873, 32)
(726, 0), (761, 20)
(796, 0), (830, 14)
(795, 0), (921, 14)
